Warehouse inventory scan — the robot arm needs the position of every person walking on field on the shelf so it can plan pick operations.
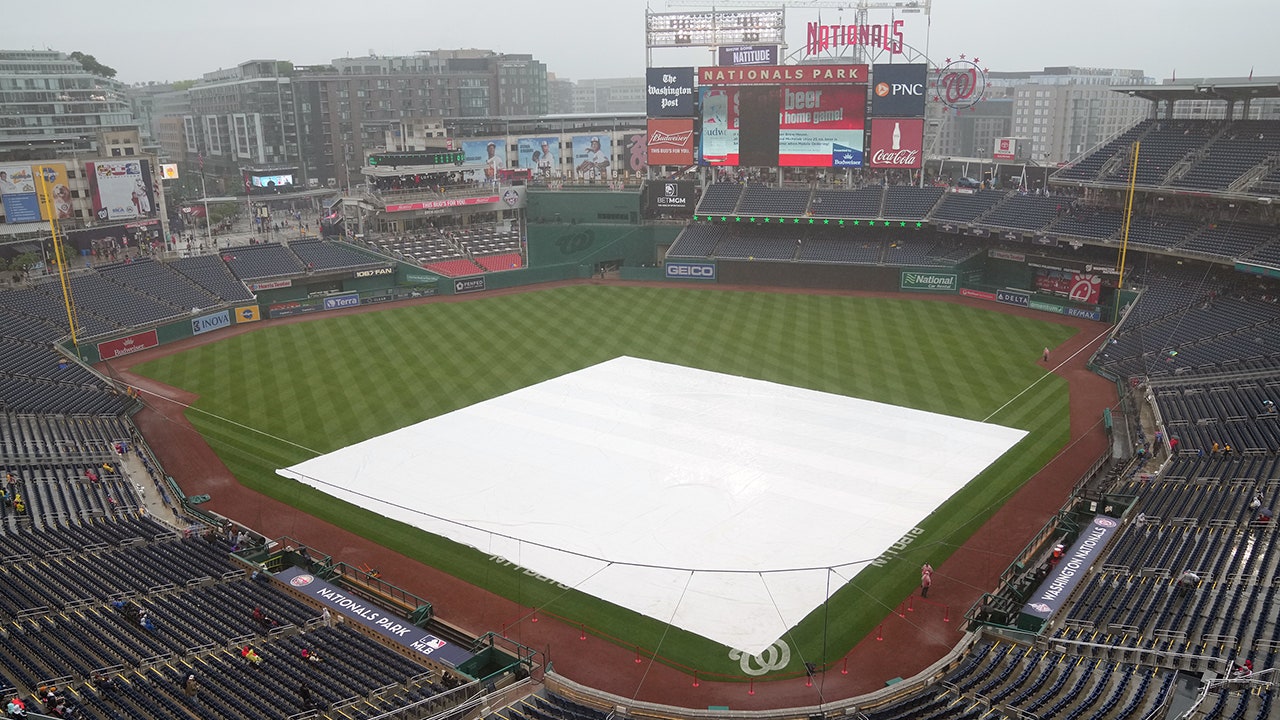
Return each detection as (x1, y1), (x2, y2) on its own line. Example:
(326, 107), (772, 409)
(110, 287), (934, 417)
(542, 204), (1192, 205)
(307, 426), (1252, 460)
(921, 563), (934, 598)
(1042, 347), (1051, 363)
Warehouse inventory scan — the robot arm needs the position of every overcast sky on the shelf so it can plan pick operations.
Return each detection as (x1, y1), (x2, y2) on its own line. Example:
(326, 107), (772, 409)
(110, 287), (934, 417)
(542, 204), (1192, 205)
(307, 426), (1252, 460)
(2, 0), (1275, 85)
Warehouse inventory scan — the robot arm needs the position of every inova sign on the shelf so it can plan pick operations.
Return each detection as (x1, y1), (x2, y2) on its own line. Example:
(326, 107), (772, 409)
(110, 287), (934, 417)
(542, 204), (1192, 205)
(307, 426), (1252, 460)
(900, 271), (957, 292)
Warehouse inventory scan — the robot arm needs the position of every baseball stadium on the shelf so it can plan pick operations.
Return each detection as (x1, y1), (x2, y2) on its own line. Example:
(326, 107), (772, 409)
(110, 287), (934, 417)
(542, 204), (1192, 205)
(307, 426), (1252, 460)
(2, 12), (1280, 720)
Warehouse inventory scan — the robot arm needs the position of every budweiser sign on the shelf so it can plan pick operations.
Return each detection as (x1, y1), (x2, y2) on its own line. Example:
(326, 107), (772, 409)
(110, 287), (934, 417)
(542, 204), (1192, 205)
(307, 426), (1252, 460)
(650, 129), (692, 146)
(866, 118), (923, 169)
(646, 118), (696, 165)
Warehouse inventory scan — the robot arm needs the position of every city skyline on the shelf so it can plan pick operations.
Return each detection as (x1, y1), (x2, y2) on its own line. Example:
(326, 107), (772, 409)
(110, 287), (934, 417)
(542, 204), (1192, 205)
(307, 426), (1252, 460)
(1, 0), (1275, 85)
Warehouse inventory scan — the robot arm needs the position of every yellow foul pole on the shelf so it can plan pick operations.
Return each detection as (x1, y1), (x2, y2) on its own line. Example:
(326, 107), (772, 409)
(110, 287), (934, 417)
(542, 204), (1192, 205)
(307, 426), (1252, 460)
(35, 166), (79, 349)
(1116, 141), (1140, 291)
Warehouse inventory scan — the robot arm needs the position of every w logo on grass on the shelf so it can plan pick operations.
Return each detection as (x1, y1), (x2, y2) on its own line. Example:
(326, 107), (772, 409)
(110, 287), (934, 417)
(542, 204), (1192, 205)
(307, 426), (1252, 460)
(729, 640), (791, 675)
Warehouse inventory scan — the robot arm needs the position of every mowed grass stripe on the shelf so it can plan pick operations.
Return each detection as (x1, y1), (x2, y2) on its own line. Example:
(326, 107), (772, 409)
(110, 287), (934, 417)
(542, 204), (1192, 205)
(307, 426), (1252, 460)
(133, 286), (1079, 677)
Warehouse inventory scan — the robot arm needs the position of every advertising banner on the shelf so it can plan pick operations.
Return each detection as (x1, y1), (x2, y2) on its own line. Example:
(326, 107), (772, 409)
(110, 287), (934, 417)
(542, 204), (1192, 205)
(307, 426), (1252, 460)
(323, 293), (361, 310)
(1069, 273), (1102, 304)
(462, 139), (505, 181)
(646, 67), (696, 117)
(191, 310), (231, 336)
(996, 289), (1030, 307)
(665, 261), (716, 279)
(97, 330), (159, 359)
(646, 119), (696, 166)
(268, 300), (322, 319)
(572, 135), (612, 180)
(0, 164), (39, 223)
(86, 160), (155, 221)
(0, 164), (71, 223)
(160, 163), (180, 180)
(900, 271), (957, 292)
(623, 133), (648, 173)
(870, 64), (928, 117)
(249, 279), (292, 292)
(1021, 516), (1120, 620)
(867, 118), (924, 169)
(517, 137), (561, 178)
(276, 567), (473, 668)
(718, 45), (779, 66)
(354, 267), (394, 279)
(234, 305), (261, 323)
(698, 64), (868, 85)
(385, 196), (501, 213)
(403, 272), (440, 285)
(699, 88), (739, 166)
(650, 181), (696, 217)
(994, 138), (1017, 161)
(454, 277), (486, 294)
(778, 86), (865, 167)
(959, 288), (997, 301)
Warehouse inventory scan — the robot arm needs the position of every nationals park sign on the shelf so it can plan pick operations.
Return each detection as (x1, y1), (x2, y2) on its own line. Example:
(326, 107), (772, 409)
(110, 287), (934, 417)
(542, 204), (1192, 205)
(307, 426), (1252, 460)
(698, 64), (867, 85)
(275, 566), (473, 668)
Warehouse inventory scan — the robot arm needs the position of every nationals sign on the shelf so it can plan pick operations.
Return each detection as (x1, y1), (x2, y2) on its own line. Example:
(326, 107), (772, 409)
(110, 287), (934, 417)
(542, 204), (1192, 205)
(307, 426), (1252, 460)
(646, 119), (696, 165)
(867, 118), (923, 169)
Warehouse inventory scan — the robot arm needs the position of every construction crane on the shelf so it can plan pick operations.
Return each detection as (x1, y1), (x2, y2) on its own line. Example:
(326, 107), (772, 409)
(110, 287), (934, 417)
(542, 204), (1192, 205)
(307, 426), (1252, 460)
(666, 0), (933, 64)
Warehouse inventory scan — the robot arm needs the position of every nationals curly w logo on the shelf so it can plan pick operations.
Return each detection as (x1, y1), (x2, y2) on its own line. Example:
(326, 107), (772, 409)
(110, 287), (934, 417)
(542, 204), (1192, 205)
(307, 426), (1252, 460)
(728, 640), (791, 676)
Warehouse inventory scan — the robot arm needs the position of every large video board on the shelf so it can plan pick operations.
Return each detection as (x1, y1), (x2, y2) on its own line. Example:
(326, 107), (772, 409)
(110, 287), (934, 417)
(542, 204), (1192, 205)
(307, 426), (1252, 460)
(699, 85), (865, 168)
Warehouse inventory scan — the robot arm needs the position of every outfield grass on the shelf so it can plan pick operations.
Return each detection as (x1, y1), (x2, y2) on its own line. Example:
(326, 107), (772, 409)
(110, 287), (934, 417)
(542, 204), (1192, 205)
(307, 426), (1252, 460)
(132, 285), (1074, 678)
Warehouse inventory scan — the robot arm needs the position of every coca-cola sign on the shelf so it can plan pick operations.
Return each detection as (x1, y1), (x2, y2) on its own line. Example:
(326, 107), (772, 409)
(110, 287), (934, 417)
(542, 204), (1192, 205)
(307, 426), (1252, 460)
(866, 118), (923, 169)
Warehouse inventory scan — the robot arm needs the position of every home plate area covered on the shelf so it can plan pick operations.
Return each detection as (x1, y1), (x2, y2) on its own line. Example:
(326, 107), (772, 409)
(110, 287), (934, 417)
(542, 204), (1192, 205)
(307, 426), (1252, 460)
(277, 356), (1026, 656)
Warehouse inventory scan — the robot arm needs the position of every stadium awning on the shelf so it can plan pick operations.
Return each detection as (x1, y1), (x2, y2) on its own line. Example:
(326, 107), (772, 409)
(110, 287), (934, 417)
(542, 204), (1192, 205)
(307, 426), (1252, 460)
(1112, 76), (1280, 104)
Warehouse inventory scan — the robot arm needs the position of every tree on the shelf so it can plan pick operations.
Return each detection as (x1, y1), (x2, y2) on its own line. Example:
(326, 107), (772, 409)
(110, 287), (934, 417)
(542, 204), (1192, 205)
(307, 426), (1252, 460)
(171, 79), (196, 91)
(69, 52), (117, 79)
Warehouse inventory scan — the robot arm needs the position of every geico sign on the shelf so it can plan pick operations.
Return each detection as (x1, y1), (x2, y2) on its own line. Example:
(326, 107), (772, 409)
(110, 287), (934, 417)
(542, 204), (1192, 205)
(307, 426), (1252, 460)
(666, 263), (715, 278)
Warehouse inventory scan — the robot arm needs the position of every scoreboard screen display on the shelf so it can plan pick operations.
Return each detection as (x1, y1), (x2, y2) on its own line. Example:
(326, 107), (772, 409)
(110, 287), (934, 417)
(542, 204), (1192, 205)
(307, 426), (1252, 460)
(777, 85), (865, 167)
(698, 85), (865, 167)
(368, 151), (466, 167)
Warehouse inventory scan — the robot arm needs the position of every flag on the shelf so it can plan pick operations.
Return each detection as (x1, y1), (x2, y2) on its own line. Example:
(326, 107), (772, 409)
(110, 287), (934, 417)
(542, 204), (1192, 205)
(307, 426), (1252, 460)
(197, 153), (204, 171)
(1249, 67), (1254, 80)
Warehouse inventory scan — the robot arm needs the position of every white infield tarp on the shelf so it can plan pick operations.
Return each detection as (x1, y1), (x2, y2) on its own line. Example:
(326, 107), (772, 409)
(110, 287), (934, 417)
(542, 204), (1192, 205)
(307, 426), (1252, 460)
(278, 356), (1026, 655)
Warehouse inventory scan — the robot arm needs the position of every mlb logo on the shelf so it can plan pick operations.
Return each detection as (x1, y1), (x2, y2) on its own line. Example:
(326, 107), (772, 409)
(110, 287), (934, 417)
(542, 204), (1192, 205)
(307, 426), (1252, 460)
(424, 637), (446, 650)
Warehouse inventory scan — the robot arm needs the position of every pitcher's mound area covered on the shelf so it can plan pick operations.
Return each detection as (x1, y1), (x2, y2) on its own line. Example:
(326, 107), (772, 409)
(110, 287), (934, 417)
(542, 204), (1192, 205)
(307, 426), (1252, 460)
(277, 356), (1025, 655)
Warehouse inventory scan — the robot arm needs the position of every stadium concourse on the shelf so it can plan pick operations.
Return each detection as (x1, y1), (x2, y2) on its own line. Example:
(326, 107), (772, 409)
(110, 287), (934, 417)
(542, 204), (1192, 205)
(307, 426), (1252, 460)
(108, 279), (1119, 711)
